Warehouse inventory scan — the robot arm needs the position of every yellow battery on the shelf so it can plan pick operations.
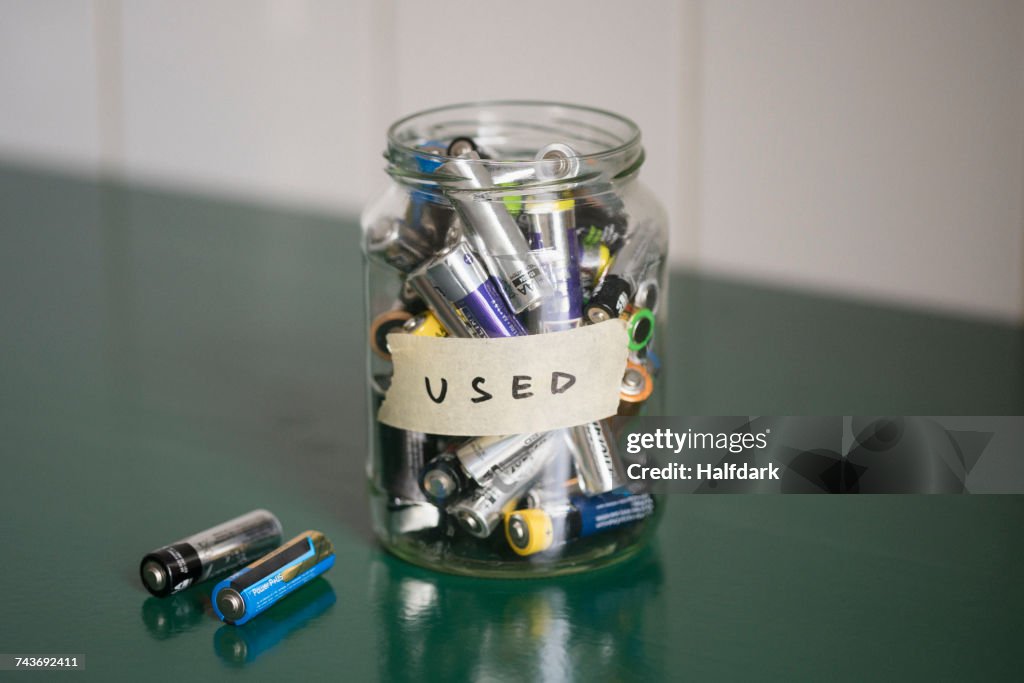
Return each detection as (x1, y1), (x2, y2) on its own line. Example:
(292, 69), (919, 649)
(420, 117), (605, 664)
(403, 311), (448, 338)
(504, 508), (554, 557)
(523, 197), (575, 214)
(595, 243), (611, 279)
(370, 309), (412, 360)
(579, 242), (612, 290)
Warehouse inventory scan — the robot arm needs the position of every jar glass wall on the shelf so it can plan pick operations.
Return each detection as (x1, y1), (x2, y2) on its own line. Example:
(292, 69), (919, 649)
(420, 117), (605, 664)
(362, 102), (668, 577)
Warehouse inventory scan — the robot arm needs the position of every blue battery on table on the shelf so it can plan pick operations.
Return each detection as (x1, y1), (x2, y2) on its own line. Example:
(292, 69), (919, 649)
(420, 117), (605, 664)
(212, 531), (335, 626)
(213, 578), (337, 664)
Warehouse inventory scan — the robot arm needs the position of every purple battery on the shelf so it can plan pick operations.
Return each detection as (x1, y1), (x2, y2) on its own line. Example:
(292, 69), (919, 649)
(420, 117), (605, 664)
(423, 241), (526, 338)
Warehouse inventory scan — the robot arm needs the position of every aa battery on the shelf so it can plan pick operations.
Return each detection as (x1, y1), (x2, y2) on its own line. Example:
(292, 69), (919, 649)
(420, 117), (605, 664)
(535, 142), (581, 180)
(375, 141), (454, 271)
(566, 421), (627, 495)
(372, 307), (449, 360)
(212, 531), (335, 626)
(406, 269), (473, 338)
(626, 308), (656, 352)
(446, 137), (479, 157)
(406, 190), (454, 252)
(370, 309), (413, 361)
(585, 221), (660, 323)
(403, 311), (448, 338)
(437, 150), (549, 313)
(397, 278), (429, 312)
(633, 277), (660, 313)
(523, 199), (582, 332)
(420, 433), (547, 504)
(618, 360), (654, 417)
(458, 136), (546, 185)
(578, 239), (611, 294)
(458, 432), (549, 482)
(419, 240), (526, 338)
(521, 144), (584, 332)
(505, 491), (656, 557)
(448, 433), (558, 538)
(520, 435), (578, 508)
(213, 579), (336, 665)
(140, 510), (283, 597)
(364, 215), (438, 274)
(418, 452), (468, 504)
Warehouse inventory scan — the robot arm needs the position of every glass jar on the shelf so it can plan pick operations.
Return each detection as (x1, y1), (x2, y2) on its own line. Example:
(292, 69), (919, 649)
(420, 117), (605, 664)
(362, 102), (668, 577)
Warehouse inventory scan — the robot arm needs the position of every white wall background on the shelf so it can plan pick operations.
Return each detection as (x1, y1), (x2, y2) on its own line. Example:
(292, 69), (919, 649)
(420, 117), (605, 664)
(2, 0), (1022, 322)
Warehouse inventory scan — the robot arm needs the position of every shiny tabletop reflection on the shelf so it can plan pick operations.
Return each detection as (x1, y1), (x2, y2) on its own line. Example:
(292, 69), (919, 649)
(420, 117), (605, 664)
(140, 586), (211, 640)
(212, 578), (336, 666)
(370, 548), (666, 682)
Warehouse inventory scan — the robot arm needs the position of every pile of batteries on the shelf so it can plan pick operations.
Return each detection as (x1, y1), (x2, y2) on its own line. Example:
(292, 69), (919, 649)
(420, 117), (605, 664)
(366, 136), (662, 567)
(140, 510), (335, 626)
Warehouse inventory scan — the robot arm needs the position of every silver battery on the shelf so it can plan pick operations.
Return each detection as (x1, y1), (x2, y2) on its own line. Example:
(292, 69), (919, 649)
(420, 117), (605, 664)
(140, 510), (283, 597)
(535, 142), (581, 181)
(406, 270), (473, 338)
(364, 171), (456, 273)
(620, 365), (649, 399)
(419, 239), (525, 338)
(423, 240), (489, 302)
(523, 426), (576, 508)
(605, 220), (660, 287)
(524, 197), (576, 244)
(438, 150), (550, 313)
(585, 220), (662, 323)
(444, 140), (569, 185)
(524, 198), (582, 332)
(448, 432), (557, 538)
(523, 143), (585, 333)
(566, 421), (627, 495)
(364, 216), (438, 274)
(634, 278), (660, 312)
(632, 255), (662, 312)
(578, 240), (610, 290)
(455, 432), (547, 483)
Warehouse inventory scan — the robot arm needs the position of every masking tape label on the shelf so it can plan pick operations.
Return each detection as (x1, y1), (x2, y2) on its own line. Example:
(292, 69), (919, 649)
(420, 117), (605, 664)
(378, 320), (629, 436)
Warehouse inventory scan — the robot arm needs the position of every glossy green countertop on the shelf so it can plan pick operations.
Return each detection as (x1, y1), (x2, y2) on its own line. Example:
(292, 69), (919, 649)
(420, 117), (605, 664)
(1, 164), (1022, 681)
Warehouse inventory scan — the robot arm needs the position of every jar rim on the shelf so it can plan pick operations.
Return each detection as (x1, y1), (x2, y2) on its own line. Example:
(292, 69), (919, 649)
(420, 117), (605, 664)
(386, 100), (642, 173)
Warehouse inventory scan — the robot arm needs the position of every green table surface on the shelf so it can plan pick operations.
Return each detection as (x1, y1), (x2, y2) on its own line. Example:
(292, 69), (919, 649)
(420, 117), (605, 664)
(1, 164), (1022, 681)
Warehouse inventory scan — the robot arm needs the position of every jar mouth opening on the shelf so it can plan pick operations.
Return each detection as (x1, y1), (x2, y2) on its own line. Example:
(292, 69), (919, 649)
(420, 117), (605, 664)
(386, 101), (643, 187)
